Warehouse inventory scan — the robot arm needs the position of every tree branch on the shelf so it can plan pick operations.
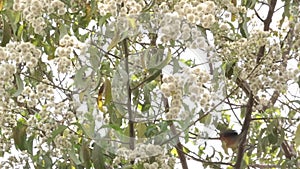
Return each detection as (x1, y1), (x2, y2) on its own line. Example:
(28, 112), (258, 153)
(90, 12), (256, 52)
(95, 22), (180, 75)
(256, 0), (277, 63)
(263, 0), (277, 31)
(235, 94), (254, 169)
(170, 124), (189, 169)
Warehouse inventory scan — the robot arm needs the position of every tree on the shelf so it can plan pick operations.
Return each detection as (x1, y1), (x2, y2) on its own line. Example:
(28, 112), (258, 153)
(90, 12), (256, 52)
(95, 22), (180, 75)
(0, 0), (299, 168)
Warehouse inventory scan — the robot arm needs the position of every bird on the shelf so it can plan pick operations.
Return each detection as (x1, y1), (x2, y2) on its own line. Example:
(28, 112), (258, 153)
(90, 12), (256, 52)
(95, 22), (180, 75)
(219, 129), (245, 149)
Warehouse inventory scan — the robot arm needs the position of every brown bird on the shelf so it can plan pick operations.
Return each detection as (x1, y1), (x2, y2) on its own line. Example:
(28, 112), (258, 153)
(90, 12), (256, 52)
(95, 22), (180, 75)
(220, 129), (245, 149)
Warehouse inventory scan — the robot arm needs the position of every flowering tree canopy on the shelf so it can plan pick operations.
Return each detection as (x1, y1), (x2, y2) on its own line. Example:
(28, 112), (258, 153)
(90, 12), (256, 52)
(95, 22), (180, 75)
(0, 0), (300, 168)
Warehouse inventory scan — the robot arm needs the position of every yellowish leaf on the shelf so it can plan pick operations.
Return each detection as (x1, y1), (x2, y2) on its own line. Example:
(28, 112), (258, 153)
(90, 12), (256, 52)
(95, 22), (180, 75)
(127, 16), (136, 29)
(104, 78), (112, 105)
(97, 83), (105, 112)
(0, 0), (4, 11)
(135, 123), (147, 138)
(170, 147), (178, 156)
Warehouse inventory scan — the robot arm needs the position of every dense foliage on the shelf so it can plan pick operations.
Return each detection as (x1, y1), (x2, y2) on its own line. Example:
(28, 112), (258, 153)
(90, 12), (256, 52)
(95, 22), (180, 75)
(0, 0), (299, 168)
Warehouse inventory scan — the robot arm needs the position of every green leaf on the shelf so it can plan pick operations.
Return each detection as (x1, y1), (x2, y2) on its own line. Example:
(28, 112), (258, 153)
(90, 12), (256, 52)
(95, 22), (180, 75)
(59, 24), (69, 40)
(16, 24), (24, 39)
(201, 113), (212, 125)
(51, 125), (68, 140)
(104, 78), (112, 105)
(4, 0), (14, 9)
(141, 47), (164, 69)
(44, 44), (56, 60)
(142, 68), (162, 85)
(145, 124), (159, 137)
(244, 0), (256, 9)
(2, 9), (20, 32)
(42, 154), (53, 168)
(107, 30), (122, 51)
(127, 16), (137, 29)
(26, 135), (35, 155)
(239, 14), (249, 38)
(136, 48), (171, 86)
(89, 46), (100, 70)
(172, 57), (180, 73)
(92, 144), (105, 169)
(1, 17), (12, 47)
(74, 66), (88, 89)
(13, 74), (24, 97)
(69, 148), (81, 165)
(267, 132), (277, 144)
(13, 122), (27, 150)
(80, 141), (91, 169)
(240, 106), (247, 119)
(98, 13), (111, 26)
(82, 123), (95, 138)
(222, 60), (237, 79)
(136, 123), (147, 138)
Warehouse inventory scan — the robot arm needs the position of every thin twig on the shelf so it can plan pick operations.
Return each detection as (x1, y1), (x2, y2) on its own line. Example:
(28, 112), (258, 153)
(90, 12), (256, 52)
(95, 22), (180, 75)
(122, 38), (135, 151)
(178, 144), (234, 167)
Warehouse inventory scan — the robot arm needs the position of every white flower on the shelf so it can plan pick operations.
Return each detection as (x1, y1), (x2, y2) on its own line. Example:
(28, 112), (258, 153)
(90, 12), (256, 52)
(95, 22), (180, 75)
(189, 85), (200, 94)
(187, 13), (195, 23)
(204, 1), (216, 13)
(161, 83), (170, 93)
(196, 3), (207, 13)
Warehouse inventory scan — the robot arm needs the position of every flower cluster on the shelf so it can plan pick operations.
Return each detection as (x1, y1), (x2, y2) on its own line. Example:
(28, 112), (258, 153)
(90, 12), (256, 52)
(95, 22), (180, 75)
(174, 0), (218, 28)
(219, 30), (299, 97)
(13, 0), (66, 34)
(6, 41), (41, 69)
(0, 63), (16, 92)
(15, 80), (53, 110)
(54, 35), (85, 73)
(113, 144), (175, 168)
(161, 66), (212, 120)
(24, 101), (78, 159)
(0, 108), (16, 127)
(98, 0), (145, 16)
(96, 0), (213, 50)
(0, 41), (45, 160)
(0, 41), (41, 95)
(52, 128), (75, 156)
(0, 151), (31, 168)
(220, 0), (247, 23)
(159, 13), (208, 49)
